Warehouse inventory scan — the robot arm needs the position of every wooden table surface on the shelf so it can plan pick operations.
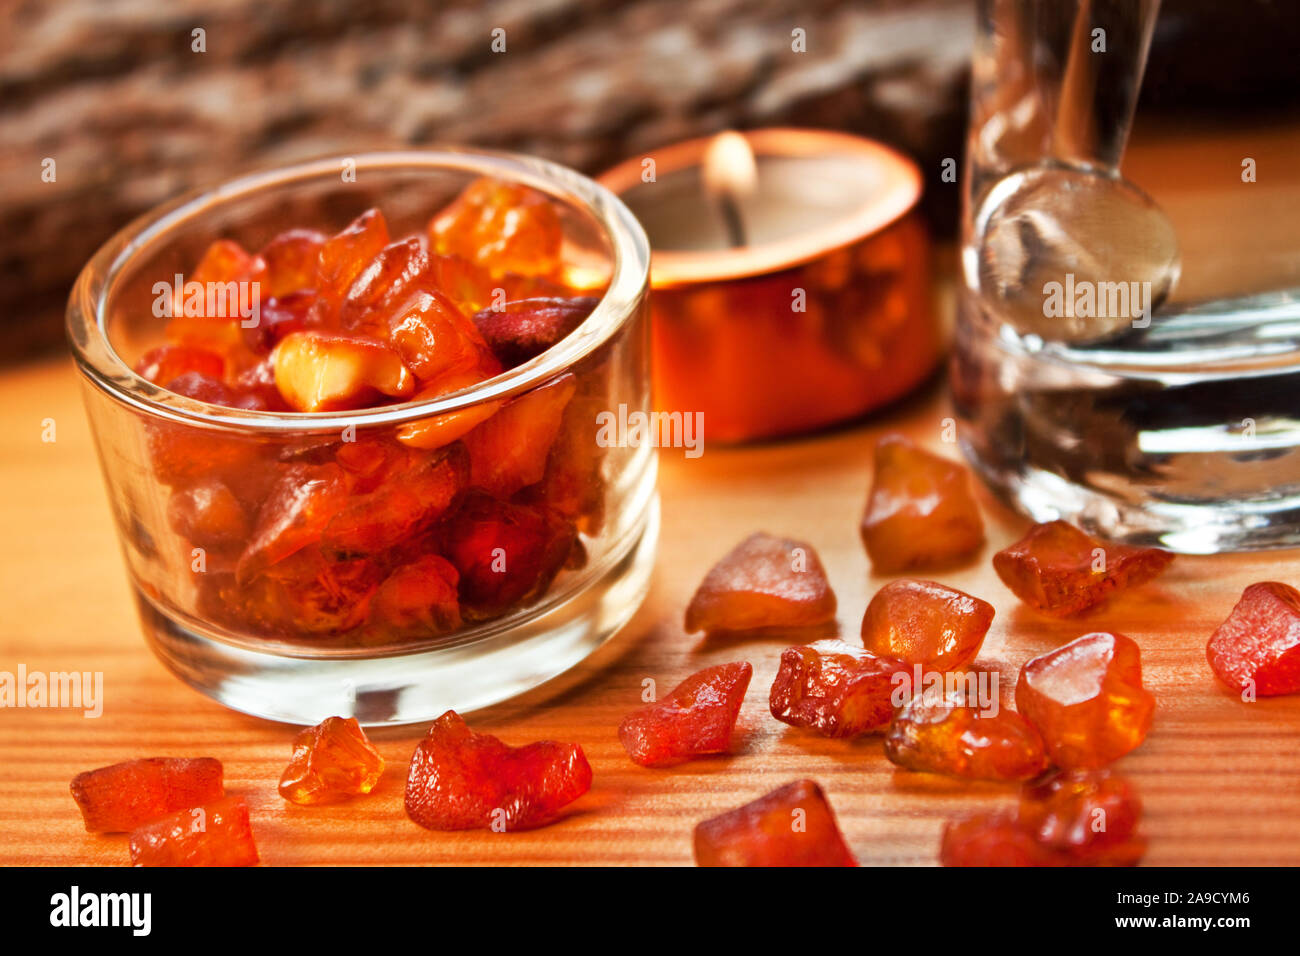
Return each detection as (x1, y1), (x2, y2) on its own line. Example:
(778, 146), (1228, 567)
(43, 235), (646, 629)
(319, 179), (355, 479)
(2, 354), (1299, 867)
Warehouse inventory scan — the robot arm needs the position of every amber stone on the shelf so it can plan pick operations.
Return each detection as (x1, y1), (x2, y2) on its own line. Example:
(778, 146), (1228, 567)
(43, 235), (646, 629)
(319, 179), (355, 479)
(317, 208), (391, 305)
(769, 639), (906, 738)
(473, 296), (597, 368)
(404, 710), (591, 831)
(885, 691), (1048, 781)
(386, 285), (499, 385)
(618, 662), (752, 767)
(1206, 581), (1300, 697)
(429, 178), (562, 278)
(940, 813), (1055, 867)
(462, 373), (576, 498)
(993, 520), (1174, 617)
(128, 796), (258, 867)
(438, 491), (576, 621)
(861, 579), (994, 671)
(136, 344), (225, 385)
(1015, 631), (1155, 769)
(278, 716), (385, 805)
(271, 330), (414, 412)
(255, 228), (326, 299)
(1019, 769), (1146, 866)
(70, 757), (224, 833)
(941, 769), (1145, 867)
(370, 554), (462, 637)
(167, 480), (250, 550)
(684, 532), (837, 634)
(860, 435), (984, 573)
(694, 779), (856, 867)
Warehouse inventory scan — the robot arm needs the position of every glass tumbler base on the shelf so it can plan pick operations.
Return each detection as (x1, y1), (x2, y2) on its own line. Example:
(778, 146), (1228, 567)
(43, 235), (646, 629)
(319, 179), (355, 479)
(134, 498), (659, 726)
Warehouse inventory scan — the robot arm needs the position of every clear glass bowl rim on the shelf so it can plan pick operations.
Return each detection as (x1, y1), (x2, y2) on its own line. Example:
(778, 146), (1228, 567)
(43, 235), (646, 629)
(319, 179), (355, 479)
(66, 148), (651, 435)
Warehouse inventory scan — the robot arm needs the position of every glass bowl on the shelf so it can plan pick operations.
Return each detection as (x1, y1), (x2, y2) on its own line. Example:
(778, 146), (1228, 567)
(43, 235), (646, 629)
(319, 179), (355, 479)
(67, 150), (656, 725)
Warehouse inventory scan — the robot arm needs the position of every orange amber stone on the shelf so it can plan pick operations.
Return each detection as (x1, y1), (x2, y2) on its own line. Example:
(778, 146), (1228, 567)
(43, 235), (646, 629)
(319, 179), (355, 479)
(1206, 582), (1300, 697)
(941, 769), (1145, 867)
(684, 532), (837, 634)
(316, 208), (391, 305)
(167, 479), (250, 550)
(463, 373), (576, 497)
(70, 757), (224, 833)
(254, 228), (326, 298)
(884, 691), (1047, 781)
(339, 236), (430, 333)
(278, 716), (385, 805)
(136, 344), (225, 385)
(371, 553), (462, 637)
(860, 435), (985, 573)
(427, 253), (496, 314)
(396, 371), (504, 451)
(993, 520), (1174, 617)
(321, 446), (466, 557)
(769, 639), (906, 738)
(618, 662), (753, 767)
(128, 795), (259, 867)
(1015, 631), (1155, 769)
(387, 286), (497, 386)
(861, 579), (994, 671)
(438, 491), (576, 621)
(694, 779), (856, 867)
(272, 330), (414, 412)
(236, 462), (349, 585)
(940, 813), (1055, 867)
(429, 178), (562, 278)
(404, 710), (591, 831)
(1019, 769), (1145, 866)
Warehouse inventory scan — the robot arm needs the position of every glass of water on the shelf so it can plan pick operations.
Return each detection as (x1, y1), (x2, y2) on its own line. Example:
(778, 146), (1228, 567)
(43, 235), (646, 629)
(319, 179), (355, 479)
(953, 0), (1300, 553)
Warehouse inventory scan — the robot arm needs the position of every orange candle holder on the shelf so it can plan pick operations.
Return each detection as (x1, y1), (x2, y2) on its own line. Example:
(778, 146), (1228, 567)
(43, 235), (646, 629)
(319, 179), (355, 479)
(600, 128), (940, 443)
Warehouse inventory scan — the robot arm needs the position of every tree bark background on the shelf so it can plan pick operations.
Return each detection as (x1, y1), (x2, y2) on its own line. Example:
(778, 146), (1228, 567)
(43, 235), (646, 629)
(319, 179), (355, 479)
(2, 0), (1296, 362)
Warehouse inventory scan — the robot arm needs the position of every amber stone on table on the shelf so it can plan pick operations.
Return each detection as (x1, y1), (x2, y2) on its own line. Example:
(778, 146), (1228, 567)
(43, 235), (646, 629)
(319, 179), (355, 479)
(940, 813), (1054, 867)
(861, 579), (994, 671)
(128, 796), (259, 867)
(278, 716), (385, 805)
(769, 639), (906, 738)
(694, 779), (856, 867)
(70, 757), (224, 833)
(618, 662), (752, 768)
(404, 711), (591, 831)
(860, 434), (985, 574)
(993, 520), (1174, 617)
(1206, 581), (1300, 697)
(684, 532), (837, 634)
(941, 769), (1145, 867)
(1015, 631), (1155, 769)
(884, 691), (1047, 781)
(1019, 769), (1146, 866)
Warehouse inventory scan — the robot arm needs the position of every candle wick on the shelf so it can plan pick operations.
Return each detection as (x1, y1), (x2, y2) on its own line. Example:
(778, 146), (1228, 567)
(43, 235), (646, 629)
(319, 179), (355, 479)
(716, 194), (747, 248)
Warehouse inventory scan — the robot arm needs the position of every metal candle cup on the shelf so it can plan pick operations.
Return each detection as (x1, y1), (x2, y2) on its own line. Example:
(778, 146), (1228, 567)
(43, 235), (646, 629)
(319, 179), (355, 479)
(600, 128), (939, 443)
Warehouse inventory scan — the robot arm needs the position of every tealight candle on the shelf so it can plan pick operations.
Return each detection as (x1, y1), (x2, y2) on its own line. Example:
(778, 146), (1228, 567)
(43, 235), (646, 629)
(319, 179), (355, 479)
(600, 127), (939, 442)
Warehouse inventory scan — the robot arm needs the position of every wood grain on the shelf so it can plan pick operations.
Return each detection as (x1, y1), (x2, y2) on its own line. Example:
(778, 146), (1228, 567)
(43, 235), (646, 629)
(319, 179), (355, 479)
(2, 356), (1299, 866)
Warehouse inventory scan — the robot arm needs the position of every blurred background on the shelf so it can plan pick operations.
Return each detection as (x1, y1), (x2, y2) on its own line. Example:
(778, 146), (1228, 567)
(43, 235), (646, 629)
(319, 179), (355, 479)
(2, 0), (1298, 362)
